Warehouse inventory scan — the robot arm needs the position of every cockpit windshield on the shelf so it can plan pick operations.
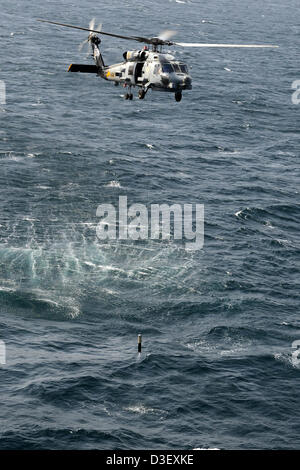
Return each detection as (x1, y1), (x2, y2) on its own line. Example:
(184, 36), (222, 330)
(173, 64), (181, 73)
(162, 63), (174, 74)
(162, 63), (189, 74)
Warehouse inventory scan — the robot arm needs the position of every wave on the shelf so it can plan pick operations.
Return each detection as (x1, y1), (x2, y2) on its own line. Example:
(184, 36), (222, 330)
(235, 204), (300, 223)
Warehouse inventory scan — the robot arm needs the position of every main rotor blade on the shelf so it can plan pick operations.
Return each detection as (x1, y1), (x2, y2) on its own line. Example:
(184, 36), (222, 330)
(37, 20), (279, 49)
(89, 18), (95, 31)
(78, 38), (89, 52)
(159, 30), (177, 42)
(37, 19), (149, 43)
(175, 42), (279, 48)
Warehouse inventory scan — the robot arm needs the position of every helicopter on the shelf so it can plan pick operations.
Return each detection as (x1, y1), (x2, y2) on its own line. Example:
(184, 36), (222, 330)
(37, 19), (278, 102)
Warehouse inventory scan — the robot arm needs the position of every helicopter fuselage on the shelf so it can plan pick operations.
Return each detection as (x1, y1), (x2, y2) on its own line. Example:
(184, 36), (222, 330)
(71, 34), (192, 101)
(103, 49), (192, 91)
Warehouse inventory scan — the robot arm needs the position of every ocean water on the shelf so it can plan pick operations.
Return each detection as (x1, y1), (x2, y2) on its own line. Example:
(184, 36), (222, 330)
(0, 0), (300, 450)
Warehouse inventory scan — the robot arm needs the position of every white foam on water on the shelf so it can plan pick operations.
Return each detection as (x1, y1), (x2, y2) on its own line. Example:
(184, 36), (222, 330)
(124, 405), (164, 415)
(235, 209), (243, 217)
(194, 448), (220, 450)
(36, 185), (50, 190)
(105, 180), (121, 188)
(0, 286), (15, 293)
(265, 220), (275, 229)
(101, 287), (119, 296)
(274, 352), (298, 368)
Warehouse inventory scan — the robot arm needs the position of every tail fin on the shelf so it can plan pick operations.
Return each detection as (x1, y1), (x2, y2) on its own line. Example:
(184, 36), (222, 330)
(90, 36), (105, 71)
(97, 51), (105, 69)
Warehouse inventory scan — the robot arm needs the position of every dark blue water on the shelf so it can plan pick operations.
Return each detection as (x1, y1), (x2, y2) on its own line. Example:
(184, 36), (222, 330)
(0, 0), (300, 449)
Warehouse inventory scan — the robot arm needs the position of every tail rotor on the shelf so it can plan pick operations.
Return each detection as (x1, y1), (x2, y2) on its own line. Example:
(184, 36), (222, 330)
(78, 18), (102, 56)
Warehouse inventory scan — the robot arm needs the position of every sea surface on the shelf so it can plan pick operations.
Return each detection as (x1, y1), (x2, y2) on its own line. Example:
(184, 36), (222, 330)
(0, 0), (299, 450)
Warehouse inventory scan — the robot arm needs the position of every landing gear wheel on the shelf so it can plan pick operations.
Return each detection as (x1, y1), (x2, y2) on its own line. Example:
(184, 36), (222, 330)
(129, 93), (133, 100)
(138, 89), (146, 100)
(125, 93), (129, 100)
(175, 92), (182, 102)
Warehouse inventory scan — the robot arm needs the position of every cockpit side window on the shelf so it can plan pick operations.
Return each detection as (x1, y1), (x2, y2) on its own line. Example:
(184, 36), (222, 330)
(162, 63), (174, 74)
(180, 65), (188, 74)
(154, 64), (162, 74)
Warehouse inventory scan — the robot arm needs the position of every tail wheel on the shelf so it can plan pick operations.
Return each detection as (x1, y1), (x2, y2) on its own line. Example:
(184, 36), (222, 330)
(175, 92), (182, 102)
(138, 89), (146, 100)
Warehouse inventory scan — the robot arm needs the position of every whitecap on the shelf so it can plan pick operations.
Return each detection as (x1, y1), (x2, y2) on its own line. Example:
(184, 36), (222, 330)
(194, 448), (220, 451)
(36, 185), (50, 190)
(265, 220), (275, 229)
(235, 209), (243, 217)
(105, 180), (121, 188)
(84, 261), (97, 268)
(124, 405), (163, 415)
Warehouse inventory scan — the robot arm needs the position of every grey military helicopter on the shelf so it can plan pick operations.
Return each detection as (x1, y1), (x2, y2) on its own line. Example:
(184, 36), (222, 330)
(37, 19), (278, 102)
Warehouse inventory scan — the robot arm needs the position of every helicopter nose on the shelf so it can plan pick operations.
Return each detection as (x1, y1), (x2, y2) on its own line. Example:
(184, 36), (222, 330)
(174, 74), (192, 88)
(184, 76), (192, 87)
